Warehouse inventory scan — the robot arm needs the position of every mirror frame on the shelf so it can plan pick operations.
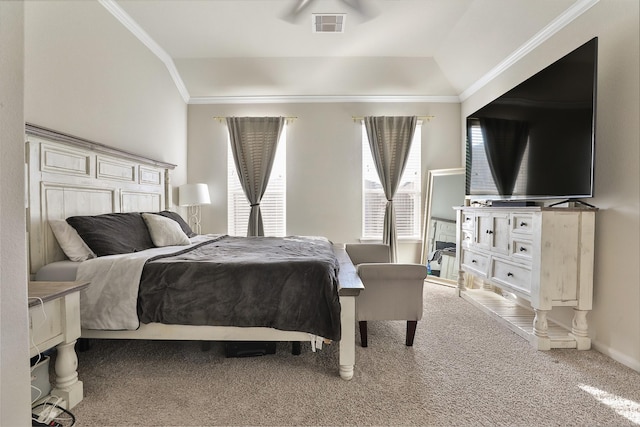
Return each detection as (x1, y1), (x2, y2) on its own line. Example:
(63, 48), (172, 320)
(420, 168), (465, 286)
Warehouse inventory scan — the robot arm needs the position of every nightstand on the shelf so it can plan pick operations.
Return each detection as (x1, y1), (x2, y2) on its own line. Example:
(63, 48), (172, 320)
(29, 281), (89, 409)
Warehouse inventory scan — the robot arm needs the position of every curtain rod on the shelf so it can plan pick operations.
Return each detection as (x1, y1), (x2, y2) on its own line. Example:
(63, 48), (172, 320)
(351, 115), (435, 122)
(213, 116), (297, 122)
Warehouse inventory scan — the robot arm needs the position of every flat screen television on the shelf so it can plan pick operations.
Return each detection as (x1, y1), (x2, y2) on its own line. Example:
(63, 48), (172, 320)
(465, 37), (597, 203)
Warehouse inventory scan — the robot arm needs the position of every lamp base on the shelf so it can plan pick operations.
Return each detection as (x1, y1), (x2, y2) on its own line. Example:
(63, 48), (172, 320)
(187, 205), (202, 234)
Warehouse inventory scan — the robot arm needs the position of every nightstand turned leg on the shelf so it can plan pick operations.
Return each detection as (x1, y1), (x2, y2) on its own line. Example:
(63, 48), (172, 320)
(570, 309), (591, 350)
(52, 340), (83, 409)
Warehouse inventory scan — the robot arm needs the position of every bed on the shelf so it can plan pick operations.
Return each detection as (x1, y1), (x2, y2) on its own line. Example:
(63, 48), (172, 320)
(26, 123), (363, 388)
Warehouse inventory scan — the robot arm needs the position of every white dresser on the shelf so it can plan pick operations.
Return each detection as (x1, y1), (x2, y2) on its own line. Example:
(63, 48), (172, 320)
(456, 206), (596, 350)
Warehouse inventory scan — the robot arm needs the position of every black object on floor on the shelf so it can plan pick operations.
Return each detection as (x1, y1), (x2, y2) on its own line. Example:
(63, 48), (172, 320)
(224, 341), (276, 358)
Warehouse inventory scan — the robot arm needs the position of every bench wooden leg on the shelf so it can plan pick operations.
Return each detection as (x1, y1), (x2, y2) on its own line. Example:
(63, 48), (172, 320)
(406, 321), (417, 346)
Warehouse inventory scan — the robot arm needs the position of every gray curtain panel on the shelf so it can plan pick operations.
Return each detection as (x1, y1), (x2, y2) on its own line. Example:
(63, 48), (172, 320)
(364, 116), (418, 262)
(226, 117), (285, 236)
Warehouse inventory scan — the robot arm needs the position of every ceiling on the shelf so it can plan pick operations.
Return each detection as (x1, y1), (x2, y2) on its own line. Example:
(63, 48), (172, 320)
(109, 0), (592, 103)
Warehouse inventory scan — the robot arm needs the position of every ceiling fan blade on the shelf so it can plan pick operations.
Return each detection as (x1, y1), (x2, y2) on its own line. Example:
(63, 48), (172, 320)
(339, 0), (378, 21)
(281, 0), (315, 24)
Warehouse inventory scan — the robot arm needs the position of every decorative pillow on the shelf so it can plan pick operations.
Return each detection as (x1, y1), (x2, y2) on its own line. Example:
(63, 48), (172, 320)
(151, 210), (197, 237)
(141, 213), (191, 247)
(48, 219), (96, 262)
(66, 212), (155, 257)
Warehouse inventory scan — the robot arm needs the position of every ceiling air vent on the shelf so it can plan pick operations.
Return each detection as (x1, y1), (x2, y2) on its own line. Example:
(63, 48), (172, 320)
(312, 14), (346, 33)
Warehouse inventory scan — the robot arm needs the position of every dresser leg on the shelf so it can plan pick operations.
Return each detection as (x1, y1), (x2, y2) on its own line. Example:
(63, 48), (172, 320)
(52, 340), (83, 409)
(570, 309), (591, 350)
(456, 270), (466, 297)
(531, 309), (551, 350)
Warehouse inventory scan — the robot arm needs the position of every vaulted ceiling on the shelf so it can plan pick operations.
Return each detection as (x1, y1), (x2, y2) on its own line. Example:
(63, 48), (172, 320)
(108, 0), (595, 103)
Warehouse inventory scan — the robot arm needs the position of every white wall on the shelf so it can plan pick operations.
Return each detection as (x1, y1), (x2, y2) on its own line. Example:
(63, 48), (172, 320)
(0, 2), (31, 425)
(462, 0), (640, 369)
(4, 0), (189, 418)
(24, 0), (188, 190)
(187, 102), (461, 263)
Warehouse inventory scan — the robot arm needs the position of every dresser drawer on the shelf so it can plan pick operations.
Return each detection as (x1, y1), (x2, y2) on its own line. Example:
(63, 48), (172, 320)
(462, 249), (489, 277)
(511, 213), (534, 235)
(29, 298), (64, 357)
(490, 258), (532, 294)
(461, 230), (474, 248)
(461, 213), (475, 231)
(511, 238), (533, 262)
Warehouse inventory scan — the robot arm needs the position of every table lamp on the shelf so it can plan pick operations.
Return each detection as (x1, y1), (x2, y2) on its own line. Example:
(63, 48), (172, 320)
(178, 183), (211, 234)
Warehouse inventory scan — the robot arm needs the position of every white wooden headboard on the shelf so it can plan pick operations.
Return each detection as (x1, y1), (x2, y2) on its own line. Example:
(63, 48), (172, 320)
(25, 123), (177, 275)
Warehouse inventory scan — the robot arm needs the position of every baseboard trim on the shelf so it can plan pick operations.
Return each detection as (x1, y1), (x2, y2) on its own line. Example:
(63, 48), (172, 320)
(591, 340), (640, 372)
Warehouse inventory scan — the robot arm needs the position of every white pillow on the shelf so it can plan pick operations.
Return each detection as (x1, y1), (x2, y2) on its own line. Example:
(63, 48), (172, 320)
(49, 219), (96, 262)
(142, 213), (191, 247)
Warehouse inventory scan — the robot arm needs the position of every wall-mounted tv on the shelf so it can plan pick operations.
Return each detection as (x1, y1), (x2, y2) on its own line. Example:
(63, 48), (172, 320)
(466, 37), (597, 202)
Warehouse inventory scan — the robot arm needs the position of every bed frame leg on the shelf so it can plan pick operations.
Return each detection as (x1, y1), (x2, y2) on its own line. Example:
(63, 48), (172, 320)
(76, 338), (92, 352)
(291, 341), (301, 355)
(339, 295), (356, 380)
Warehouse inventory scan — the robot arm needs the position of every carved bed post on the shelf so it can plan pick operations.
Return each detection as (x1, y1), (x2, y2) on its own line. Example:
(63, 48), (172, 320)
(164, 168), (172, 210)
(339, 295), (356, 380)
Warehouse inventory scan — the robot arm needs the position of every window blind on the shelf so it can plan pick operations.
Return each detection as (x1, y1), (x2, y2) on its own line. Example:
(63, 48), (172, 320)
(227, 126), (287, 237)
(362, 123), (422, 240)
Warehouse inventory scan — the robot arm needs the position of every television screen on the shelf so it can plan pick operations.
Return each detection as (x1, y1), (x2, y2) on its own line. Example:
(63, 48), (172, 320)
(466, 37), (597, 202)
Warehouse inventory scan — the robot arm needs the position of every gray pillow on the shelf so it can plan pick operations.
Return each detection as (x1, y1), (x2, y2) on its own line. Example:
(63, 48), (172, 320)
(66, 212), (155, 256)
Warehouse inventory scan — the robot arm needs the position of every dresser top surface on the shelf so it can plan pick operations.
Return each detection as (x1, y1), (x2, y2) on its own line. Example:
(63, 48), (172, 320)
(456, 206), (598, 213)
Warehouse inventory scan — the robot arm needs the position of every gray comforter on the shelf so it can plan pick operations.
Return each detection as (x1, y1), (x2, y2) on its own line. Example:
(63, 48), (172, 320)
(137, 235), (342, 341)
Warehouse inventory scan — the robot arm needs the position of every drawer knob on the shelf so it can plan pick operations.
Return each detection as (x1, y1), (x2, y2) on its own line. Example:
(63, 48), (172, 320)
(507, 272), (514, 277)
(471, 259), (477, 264)
(520, 222), (527, 226)
(486, 230), (493, 234)
(519, 247), (527, 252)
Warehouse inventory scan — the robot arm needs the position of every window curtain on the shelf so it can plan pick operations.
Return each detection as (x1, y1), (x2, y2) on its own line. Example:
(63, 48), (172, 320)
(479, 118), (529, 197)
(364, 116), (417, 262)
(226, 117), (285, 236)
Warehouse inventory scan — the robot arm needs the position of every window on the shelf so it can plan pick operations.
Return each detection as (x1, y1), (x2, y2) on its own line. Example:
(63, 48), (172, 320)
(362, 123), (421, 240)
(227, 126), (286, 237)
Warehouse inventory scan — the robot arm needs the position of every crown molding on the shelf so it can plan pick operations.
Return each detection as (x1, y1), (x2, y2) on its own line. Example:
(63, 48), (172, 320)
(459, 0), (599, 102)
(188, 95), (461, 105)
(99, 0), (190, 103)
(101, 0), (597, 106)
(100, 1), (458, 105)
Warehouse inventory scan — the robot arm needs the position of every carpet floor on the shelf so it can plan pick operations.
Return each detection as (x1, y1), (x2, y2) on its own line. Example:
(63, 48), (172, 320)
(64, 282), (640, 426)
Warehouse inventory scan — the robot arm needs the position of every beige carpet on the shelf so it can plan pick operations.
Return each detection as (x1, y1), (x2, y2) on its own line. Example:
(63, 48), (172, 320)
(65, 283), (640, 426)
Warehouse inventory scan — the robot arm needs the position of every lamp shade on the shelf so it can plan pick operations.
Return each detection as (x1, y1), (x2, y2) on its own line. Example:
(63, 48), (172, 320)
(179, 183), (211, 206)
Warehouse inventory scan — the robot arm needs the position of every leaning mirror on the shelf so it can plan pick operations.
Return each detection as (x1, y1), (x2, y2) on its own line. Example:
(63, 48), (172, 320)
(420, 168), (465, 286)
